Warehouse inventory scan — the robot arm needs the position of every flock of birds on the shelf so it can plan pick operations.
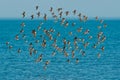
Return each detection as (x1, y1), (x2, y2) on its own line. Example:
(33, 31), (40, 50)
(5, 6), (107, 70)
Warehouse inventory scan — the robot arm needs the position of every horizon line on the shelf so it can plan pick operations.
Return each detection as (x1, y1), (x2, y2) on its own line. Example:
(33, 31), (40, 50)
(0, 17), (120, 20)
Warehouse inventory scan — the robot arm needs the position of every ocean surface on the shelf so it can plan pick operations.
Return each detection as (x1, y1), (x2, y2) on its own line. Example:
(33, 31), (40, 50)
(0, 19), (120, 80)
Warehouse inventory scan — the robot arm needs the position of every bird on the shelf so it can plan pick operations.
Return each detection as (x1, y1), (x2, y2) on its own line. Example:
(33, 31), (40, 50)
(104, 24), (107, 28)
(78, 13), (81, 17)
(72, 22), (76, 26)
(52, 51), (56, 56)
(64, 21), (69, 27)
(93, 44), (97, 49)
(57, 32), (60, 37)
(101, 46), (105, 51)
(6, 42), (9, 46)
(81, 51), (85, 56)
(36, 6), (39, 10)
(49, 7), (53, 12)
(77, 27), (83, 33)
(44, 14), (47, 21)
(32, 29), (37, 37)
(33, 49), (37, 54)
(43, 60), (50, 70)
(84, 29), (90, 35)
(97, 53), (101, 58)
(100, 19), (104, 24)
(73, 10), (77, 15)
(31, 14), (34, 20)
(37, 12), (40, 17)
(21, 22), (25, 27)
(9, 45), (13, 49)
(22, 35), (26, 39)
(36, 54), (43, 62)
(15, 34), (19, 40)
(59, 11), (63, 18)
(35, 40), (40, 43)
(95, 16), (98, 21)
(65, 11), (69, 16)
(20, 28), (24, 33)
(57, 8), (62, 12)
(37, 26), (41, 31)
(64, 51), (69, 57)
(76, 58), (79, 63)
(97, 26), (101, 29)
(69, 32), (72, 35)
(17, 48), (21, 53)
(66, 59), (70, 63)
(22, 11), (26, 18)
(72, 50), (75, 58)
(88, 36), (93, 39)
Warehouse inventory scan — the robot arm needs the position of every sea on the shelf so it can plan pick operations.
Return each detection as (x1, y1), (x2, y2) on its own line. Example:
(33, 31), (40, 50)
(0, 19), (120, 80)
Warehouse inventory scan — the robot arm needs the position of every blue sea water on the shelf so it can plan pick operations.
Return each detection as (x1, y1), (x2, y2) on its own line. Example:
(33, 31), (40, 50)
(0, 19), (120, 80)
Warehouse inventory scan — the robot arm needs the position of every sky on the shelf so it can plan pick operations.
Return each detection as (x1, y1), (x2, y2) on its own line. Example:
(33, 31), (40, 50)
(0, 0), (120, 19)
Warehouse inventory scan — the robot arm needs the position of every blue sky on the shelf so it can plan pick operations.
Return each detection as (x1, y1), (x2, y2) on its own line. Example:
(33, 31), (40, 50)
(0, 0), (119, 19)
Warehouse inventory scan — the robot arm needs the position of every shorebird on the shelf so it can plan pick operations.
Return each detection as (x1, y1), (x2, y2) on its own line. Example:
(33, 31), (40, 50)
(65, 11), (69, 16)
(81, 51), (85, 56)
(36, 54), (43, 62)
(59, 11), (63, 18)
(57, 8), (62, 12)
(35, 40), (40, 43)
(97, 53), (101, 58)
(21, 22), (25, 27)
(100, 19), (104, 24)
(73, 10), (77, 15)
(49, 7), (53, 12)
(15, 34), (19, 40)
(76, 58), (79, 63)
(72, 50), (75, 58)
(95, 16), (98, 21)
(101, 36), (106, 42)
(6, 42), (9, 46)
(33, 49), (37, 54)
(52, 51), (56, 56)
(83, 42), (90, 48)
(77, 27), (83, 33)
(37, 26), (41, 31)
(44, 60), (50, 70)
(69, 32), (72, 35)
(88, 36), (93, 39)
(22, 34), (26, 39)
(31, 14), (34, 20)
(44, 14), (47, 21)
(57, 32), (60, 37)
(72, 22), (76, 26)
(17, 48), (21, 53)
(22, 11), (26, 18)
(78, 13), (81, 18)
(64, 51), (69, 57)
(97, 26), (101, 29)
(37, 12), (40, 17)
(32, 29), (37, 38)
(36, 6), (39, 10)
(45, 60), (50, 65)
(64, 21), (69, 27)
(104, 24), (107, 28)
(67, 59), (70, 63)
(101, 46), (105, 51)
(20, 28), (24, 33)
(9, 45), (13, 49)
(93, 44), (97, 49)
(84, 29), (90, 35)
